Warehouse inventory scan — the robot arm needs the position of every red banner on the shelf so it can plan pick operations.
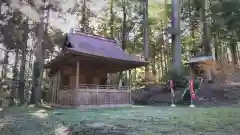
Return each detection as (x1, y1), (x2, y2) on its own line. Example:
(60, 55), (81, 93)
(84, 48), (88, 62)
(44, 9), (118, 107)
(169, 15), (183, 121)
(189, 80), (196, 99)
(170, 80), (175, 97)
(170, 80), (173, 88)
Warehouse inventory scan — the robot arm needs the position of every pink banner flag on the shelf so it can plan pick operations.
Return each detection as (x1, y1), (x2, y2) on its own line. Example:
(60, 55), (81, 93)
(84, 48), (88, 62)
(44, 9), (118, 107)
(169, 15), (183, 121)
(189, 80), (196, 99)
(170, 80), (173, 89)
(170, 80), (175, 97)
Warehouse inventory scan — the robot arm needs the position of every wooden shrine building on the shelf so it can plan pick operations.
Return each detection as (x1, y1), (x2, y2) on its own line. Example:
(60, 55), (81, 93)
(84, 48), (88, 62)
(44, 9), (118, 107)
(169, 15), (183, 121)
(187, 56), (214, 80)
(45, 32), (147, 107)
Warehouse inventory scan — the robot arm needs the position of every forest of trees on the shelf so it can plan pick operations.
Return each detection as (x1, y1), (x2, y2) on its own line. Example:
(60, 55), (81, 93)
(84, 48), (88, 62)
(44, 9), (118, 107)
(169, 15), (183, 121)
(1, 0), (240, 106)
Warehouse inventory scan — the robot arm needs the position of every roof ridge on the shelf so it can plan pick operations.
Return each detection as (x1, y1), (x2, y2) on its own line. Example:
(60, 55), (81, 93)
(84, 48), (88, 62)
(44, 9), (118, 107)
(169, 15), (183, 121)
(70, 31), (119, 44)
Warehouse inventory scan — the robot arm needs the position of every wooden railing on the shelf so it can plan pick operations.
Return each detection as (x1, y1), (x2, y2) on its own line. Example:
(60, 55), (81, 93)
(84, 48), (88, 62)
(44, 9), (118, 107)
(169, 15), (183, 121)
(61, 86), (71, 90)
(78, 84), (130, 90)
(57, 84), (132, 106)
(60, 84), (130, 91)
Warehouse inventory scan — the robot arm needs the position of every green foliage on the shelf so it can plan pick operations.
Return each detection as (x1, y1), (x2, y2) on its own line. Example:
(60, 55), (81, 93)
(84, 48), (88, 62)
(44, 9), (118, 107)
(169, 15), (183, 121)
(3, 0), (240, 105)
(162, 64), (189, 88)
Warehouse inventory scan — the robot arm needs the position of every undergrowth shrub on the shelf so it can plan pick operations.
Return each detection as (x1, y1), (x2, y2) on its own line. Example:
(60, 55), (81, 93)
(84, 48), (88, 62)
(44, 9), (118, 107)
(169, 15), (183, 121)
(162, 65), (189, 89)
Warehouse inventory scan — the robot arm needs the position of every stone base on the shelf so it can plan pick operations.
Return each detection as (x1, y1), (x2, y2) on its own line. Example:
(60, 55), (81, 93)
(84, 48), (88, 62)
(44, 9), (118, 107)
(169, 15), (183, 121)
(189, 104), (196, 108)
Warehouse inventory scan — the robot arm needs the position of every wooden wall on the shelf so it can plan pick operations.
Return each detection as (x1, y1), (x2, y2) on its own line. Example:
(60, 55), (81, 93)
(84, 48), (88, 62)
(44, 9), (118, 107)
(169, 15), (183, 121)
(49, 71), (60, 103)
(61, 66), (108, 89)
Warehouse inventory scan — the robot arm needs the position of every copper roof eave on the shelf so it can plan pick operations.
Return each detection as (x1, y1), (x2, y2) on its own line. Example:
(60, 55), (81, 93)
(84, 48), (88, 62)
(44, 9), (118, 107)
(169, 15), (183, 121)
(185, 56), (213, 65)
(66, 48), (148, 66)
(44, 51), (71, 68)
(44, 48), (148, 69)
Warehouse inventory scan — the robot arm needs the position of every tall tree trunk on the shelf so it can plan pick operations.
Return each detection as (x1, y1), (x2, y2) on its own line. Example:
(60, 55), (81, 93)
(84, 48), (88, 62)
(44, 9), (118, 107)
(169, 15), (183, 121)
(106, 0), (115, 86)
(143, 0), (150, 81)
(219, 40), (224, 65)
(109, 0), (114, 38)
(28, 49), (34, 77)
(19, 19), (28, 105)
(164, 0), (171, 66)
(160, 46), (164, 78)
(236, 45), (240, 65)
(118, 0), (127, 86)
(214, 32), (220, 60)
(2, 50), (9, 79)
(171, 0), (181, 73)
(200, 0), (211, 56)
(160, 21), (168, 72)
(30, 0), (46, 104)
(10, 49), (19, 106)
(236, 29), (240, 66)
(151, 41), (156, 80)
(80, 0), (86, 32)
(121, 0), (127, 51)
(189, 0), (195, 55)
(229, 40), (238, 67)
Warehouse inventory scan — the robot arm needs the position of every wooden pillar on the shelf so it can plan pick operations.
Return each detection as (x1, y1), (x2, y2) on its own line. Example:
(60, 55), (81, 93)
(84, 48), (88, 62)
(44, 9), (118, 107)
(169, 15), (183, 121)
(76, 61), (79, 89)
(51, 75), (54, 103)
(58, 70), (61, 89)
(128, 70), (132, 104)
(128, 70), (131, 89)
(56, 70), (60, 103)
(48, 76), (53, 102)
(52, 73), (57, 103)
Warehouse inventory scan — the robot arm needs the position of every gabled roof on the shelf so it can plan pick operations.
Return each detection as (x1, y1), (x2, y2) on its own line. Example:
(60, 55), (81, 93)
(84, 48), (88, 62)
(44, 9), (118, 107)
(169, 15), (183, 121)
(65, 32), (143, 62)
(45, 32), (147, 72)
(187, 56), (213, 64)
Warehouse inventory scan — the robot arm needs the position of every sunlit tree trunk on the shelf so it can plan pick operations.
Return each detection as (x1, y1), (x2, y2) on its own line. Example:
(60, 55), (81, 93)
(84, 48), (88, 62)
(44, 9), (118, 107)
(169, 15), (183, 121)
(19, 18), (29, 105)
(160, 21), (168, 73)
(143, 0), (150, 81)
(133, 30), (137, 84)
(2, 50), (9, 79)
(164, 0), (171, 67)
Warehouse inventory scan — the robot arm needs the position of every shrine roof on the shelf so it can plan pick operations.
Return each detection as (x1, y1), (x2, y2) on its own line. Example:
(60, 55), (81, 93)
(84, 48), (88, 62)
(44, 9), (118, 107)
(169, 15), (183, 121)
(45, 32), (147, 72)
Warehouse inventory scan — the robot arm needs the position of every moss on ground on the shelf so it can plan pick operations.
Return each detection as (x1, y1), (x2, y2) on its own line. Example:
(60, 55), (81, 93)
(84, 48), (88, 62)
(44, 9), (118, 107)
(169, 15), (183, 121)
(1, 105), (240, 135)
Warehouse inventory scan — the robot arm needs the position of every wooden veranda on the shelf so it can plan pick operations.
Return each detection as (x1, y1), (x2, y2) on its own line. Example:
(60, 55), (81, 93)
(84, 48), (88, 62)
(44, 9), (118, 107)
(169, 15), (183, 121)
(45, 31), (147, 107)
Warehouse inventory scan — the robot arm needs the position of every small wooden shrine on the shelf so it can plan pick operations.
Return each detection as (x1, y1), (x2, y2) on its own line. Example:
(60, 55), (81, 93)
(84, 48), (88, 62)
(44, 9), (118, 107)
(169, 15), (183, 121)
(44, 32), (147, 107)
(187, 56), (214, 80)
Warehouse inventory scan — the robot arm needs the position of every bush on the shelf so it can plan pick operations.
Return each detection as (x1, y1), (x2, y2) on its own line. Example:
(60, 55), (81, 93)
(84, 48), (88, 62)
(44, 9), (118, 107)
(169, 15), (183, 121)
(162, 65), (189, 89)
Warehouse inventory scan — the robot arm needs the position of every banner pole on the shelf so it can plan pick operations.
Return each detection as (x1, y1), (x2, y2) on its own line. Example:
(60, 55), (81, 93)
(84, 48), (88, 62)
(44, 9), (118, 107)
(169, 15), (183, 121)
(170, 80), (176, 107)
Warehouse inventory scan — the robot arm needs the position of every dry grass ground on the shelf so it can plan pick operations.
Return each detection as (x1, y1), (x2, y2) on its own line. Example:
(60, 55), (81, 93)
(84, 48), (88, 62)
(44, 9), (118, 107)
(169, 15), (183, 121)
(1, 105), (240, 135)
